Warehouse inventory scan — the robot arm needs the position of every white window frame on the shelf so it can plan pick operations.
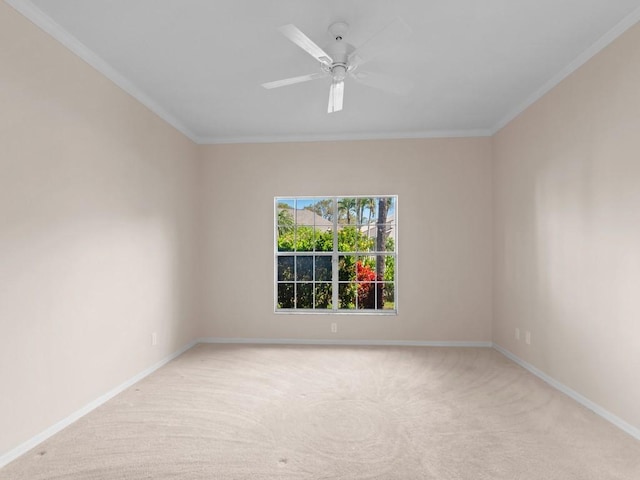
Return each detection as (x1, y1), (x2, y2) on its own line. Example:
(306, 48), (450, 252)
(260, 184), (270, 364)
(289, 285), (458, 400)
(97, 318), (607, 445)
(274, 195), (398, 315)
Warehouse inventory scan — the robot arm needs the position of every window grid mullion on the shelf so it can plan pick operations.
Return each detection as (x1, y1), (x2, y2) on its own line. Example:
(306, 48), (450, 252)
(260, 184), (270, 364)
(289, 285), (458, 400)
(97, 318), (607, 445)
(331, 197), (339, 311)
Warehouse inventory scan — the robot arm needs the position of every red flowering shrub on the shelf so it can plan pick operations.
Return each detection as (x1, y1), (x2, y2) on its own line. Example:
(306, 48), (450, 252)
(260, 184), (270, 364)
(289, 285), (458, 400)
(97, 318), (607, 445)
(356, 261), (383, 309)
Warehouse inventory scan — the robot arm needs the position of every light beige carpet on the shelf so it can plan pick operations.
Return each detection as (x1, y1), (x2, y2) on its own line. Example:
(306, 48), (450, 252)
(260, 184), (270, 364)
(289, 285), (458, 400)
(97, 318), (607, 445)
(2, 344), (639, 479)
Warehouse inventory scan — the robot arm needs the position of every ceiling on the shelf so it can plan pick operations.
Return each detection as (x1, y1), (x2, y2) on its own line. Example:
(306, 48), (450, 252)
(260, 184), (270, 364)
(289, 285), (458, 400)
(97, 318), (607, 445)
(9, 0), (640, 143)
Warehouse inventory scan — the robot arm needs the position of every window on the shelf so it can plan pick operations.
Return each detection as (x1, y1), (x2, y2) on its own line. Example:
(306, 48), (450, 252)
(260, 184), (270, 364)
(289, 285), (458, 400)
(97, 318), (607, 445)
(275, 196), (397, 313)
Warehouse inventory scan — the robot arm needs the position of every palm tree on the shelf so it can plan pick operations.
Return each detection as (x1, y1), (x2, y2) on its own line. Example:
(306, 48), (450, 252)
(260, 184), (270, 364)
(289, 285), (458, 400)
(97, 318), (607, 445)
(277, 208), (294, 235)
(375, 197), (391, 309)
(338, 198), (357, 224)
(355, 198), (365, 224)
(364, 197), (376, 234)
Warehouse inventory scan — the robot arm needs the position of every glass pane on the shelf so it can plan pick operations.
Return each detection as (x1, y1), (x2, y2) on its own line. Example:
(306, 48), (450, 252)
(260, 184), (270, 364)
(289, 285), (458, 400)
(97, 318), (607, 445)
(315, 256), (332, 281)
(357, 256), (378, 280)
(368, 197), (395, 251)
(338, 255), (356, 281)
(338, 225), (358, 251)
(277, 256), (294, 281)
(356, 281), (380, 310)
(295, 198), (317, 226)
(314, 283), (332, 309)
(294, 209), (315, 226)
(277, 199), (295, 210)
(277, 229), (295, 252)
(277, 283), (294, 309)
(296, 282), (313, 309)
(296, 256), (313, 281)
(375, 224), (396, 252)
(382, 282), (395, 310)
(358, 197), (377, 227)
(303, 198), (334, 224)
(383, 254), (395, 283)
(277, 205), (295, 227)
(374, 196), (394, 213)
(338, 283), (356, 309)
(314, 226), (333, 252)
(295, 226), (314, 252)
(356, 230), (375, 252)
(276, 199), (296, 253)
(384, 230), (396, 252)
(337, 197), (358, 225)
(374, 254), (391, 283)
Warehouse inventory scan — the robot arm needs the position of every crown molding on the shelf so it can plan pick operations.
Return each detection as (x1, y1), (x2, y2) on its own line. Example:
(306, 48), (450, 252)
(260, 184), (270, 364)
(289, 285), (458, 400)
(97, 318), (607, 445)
(491, 5), (640, 134)
(5, 0), (199, 143)
(195, 129), (493, 145)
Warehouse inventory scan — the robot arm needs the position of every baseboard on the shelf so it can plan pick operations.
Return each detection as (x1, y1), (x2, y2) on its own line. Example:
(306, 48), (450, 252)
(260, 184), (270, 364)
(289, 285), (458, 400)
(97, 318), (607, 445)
(0, 339), (197, 469)
(197, 337), (493, 347)
(492, 343), (640, 441)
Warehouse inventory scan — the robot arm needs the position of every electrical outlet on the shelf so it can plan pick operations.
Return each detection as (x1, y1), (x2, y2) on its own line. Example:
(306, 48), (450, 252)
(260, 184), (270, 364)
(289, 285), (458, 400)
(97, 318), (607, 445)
(525, 331), (531, 345)
(515, 328), (520, 341)
(331, 322), (337, 333)
(151, 332), (158, 346)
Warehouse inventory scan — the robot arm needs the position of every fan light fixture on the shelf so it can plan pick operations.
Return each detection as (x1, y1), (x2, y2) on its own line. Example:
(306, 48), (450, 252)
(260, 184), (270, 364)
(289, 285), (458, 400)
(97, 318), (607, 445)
(261, 18), (412, 113)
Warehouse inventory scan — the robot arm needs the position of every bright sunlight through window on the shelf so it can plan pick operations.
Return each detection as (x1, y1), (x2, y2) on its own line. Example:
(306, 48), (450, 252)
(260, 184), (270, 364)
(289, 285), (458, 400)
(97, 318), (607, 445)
(275, 196), (397, 313)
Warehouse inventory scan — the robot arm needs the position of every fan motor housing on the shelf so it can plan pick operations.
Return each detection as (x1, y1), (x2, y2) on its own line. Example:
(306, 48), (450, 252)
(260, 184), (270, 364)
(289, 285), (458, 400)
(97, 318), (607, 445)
(325, 41), (353, 63)
(331, 64), (347, 81)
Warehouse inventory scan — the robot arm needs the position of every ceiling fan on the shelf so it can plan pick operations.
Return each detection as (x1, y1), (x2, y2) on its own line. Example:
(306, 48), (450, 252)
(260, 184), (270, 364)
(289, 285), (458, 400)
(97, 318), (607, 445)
(262, 18), (412, 113)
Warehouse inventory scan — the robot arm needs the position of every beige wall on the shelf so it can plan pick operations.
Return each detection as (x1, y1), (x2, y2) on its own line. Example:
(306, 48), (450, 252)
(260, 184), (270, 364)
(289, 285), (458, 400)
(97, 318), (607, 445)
(199, 139), (493, 342)
(0, 3), (199, 456)
(493, 23), (640, 429)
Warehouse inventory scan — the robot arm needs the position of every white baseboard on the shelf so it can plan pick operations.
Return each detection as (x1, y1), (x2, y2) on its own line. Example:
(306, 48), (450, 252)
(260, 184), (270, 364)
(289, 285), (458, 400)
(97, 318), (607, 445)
(0, 340), (197, 469)
(492, 343), (640, 441)
(197, 337), (493, 348)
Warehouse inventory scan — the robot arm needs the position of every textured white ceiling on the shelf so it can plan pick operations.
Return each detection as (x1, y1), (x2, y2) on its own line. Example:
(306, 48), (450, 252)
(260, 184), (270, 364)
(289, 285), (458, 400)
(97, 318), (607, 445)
(9, 0), (640, 143)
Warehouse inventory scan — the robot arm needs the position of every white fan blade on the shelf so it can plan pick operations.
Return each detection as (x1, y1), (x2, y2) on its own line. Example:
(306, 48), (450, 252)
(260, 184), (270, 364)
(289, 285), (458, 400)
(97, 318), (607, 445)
(349, 17), (411, 66)
(352, 71), (413, 95)
(328, 80), (344, 113)
(278, 24), (333, 65)
(262, 72), (325, 89)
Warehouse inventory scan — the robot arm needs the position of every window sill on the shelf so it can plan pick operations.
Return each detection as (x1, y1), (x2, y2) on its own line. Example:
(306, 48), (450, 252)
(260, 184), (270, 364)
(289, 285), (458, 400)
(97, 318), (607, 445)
(274, 309), (398, 316)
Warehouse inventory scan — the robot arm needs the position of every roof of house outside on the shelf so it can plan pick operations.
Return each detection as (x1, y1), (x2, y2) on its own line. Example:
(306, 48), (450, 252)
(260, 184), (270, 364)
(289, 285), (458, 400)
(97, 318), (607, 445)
(280, 207), (333, 229)
(359, 215), (396, 240)
(279, 208), (395, 238)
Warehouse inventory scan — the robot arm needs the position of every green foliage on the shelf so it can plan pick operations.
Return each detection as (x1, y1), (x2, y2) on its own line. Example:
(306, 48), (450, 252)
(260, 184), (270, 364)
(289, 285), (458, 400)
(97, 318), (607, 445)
(278, 225), (380, 253)
(314, 283), (332, 309)
(277, 209), (294, 236)
(277, 226), (333, 252)
(304, 199), (334, 220)
(383, 237), (395, 302)
(338, 282), (357, 309)
(277, 283), (294, 308)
